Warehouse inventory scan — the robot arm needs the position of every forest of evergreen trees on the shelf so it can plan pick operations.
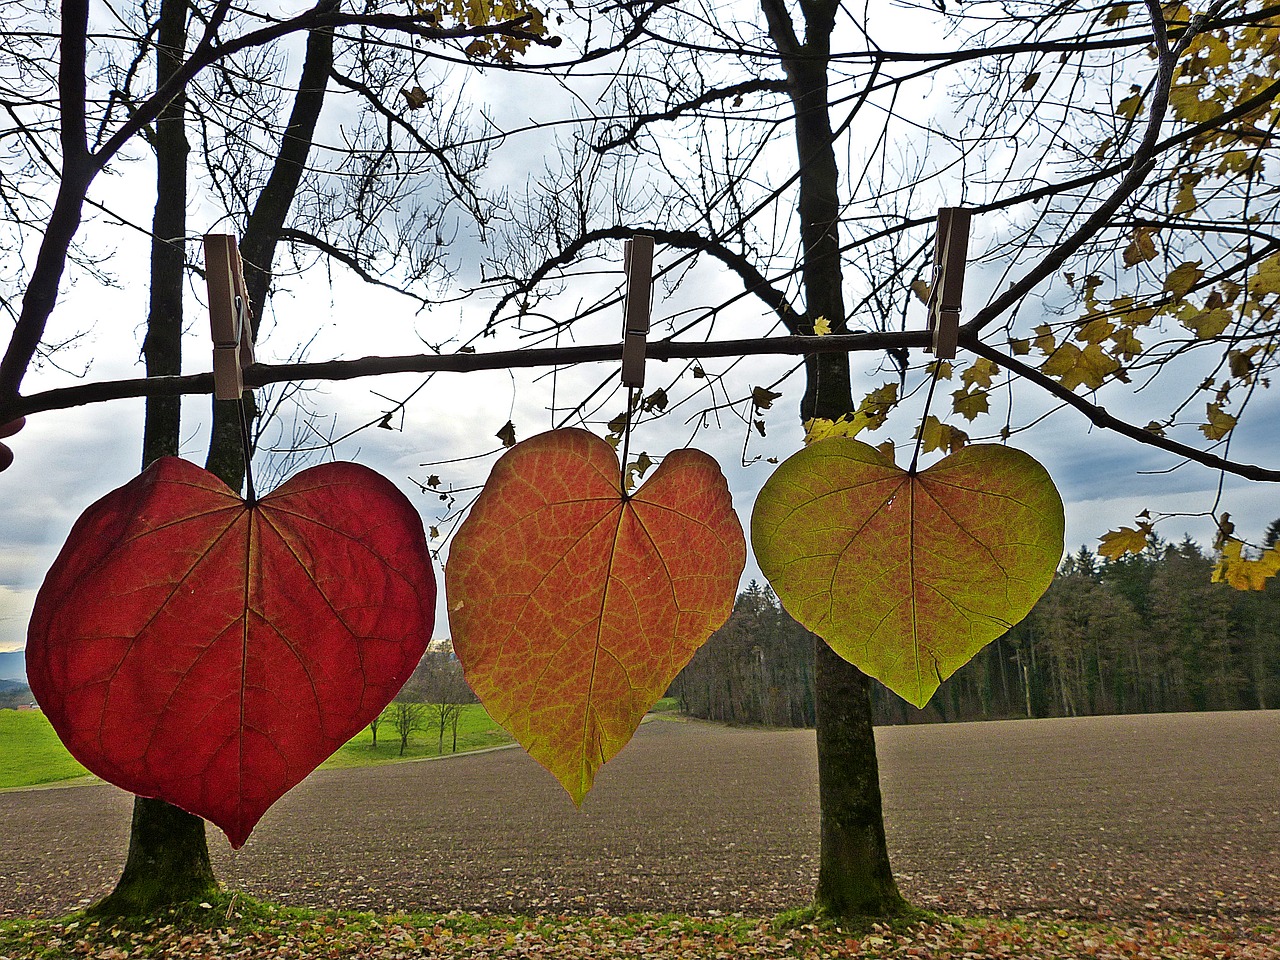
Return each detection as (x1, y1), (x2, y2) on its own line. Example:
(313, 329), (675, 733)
(671, 522), (1280, 727)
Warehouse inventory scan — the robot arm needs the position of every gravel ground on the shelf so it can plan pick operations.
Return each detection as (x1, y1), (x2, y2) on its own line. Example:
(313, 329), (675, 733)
(1, 711), (1276, 922)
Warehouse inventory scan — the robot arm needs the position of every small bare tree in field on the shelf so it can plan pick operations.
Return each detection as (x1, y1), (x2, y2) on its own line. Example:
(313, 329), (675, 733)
(405, 646), (477, 753)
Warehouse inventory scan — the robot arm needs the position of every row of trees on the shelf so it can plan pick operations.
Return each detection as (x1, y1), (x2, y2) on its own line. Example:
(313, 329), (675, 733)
(672, 581), (817, 727)
(371, 647), (477, 756)
(678, 525), (1280, 727)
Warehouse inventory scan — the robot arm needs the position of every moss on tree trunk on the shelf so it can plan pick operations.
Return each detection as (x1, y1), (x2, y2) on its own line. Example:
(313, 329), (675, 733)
(90, 797), (217, 917)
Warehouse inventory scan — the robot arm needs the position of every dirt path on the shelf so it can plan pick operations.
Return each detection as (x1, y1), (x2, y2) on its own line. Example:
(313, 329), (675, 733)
(2, 711), (1276, 922)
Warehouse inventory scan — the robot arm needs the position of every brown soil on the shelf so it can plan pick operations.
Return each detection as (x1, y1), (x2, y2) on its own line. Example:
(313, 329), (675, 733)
(1, 711), (1276, 922)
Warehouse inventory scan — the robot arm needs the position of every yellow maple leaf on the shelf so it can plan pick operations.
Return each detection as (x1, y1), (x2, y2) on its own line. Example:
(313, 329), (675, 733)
(951, 387), (990, 421)
(1116, 86), (1144, 120)
(1228, 347), (1259, 379)
(1217, 150), (1256, 176)
(804, 415), (869, 445)
(1170, 84), (1223, 123)
(1173, 173), (1201, 216)
(1113, 297), (1158, 328)
(959, 358), (998, 390)
(1081, 274), (1104, 309)
(1040, 343), (1081, 380)
(1203, 35), (1231, 69)
(812, 316), (832, 336)
(1122, 227), (1158, 267)
(1076, 343), (1121, 390)
(1043, 342), (1119, 391)
(854, 382), (900, 432)
(1248, 254), (1280, 297)
(1103, 2), (1130, 23)
(1109, 328), (1143, 358)
(915, 416), (968, 454)
(1212, 539), (1280, 590)
(1098, 526), (1150, 559)
(1033, 323), (1058, 354)
(1181, 306), (1231, 339)
(1199, 402), (1237, 440)
(1077, 317), (1116, 344)
(1163, 260), (1205, 297)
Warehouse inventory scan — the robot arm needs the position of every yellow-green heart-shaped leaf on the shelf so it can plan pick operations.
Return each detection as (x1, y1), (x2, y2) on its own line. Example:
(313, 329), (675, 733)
(752, 440), (1063, 708)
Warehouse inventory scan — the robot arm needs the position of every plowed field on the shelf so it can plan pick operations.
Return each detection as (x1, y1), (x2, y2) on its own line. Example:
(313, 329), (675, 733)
(2, 711), (1276, 922)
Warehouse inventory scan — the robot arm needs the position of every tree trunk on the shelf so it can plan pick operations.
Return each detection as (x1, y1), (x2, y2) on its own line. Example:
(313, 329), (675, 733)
(758, 0), (906, 913)
(814, 642), (905, 915)
(90, 797), (217, 916)
(139, 0), (188, 467)
(205, 0), (337, 489)
(102, 1), (339, 917)
(95, 0), (220, 917)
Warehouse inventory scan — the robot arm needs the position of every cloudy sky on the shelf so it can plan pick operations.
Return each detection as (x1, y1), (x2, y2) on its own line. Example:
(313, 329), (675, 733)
(3, 4), (1278, 664)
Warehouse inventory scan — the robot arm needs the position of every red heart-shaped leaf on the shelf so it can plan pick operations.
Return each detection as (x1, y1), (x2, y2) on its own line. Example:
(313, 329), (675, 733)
(27, 457), (435, 847)
(446, 429), (745, 804)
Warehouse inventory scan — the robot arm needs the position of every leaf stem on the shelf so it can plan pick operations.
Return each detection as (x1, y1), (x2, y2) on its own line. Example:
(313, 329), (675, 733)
(619, 385), (638, 499)
(238, 397), (257, 506)
(908, 361), (943, 476)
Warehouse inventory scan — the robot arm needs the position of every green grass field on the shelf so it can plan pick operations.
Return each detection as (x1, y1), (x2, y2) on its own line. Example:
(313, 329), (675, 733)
(320, 704), (512, 768)
(3, 697), (677, 788)
(0, 704), (514, 790)
(0, 710), (89, 789)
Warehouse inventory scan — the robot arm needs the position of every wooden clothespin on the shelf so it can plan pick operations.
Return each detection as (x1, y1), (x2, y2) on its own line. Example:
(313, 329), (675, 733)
(926, 207), (971, 360)
(620, 235), (655, 388)
(204, 234), (255, 400)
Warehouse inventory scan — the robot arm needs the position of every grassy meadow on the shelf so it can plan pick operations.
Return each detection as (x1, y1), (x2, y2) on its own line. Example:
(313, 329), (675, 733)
(0, 709), (89, 789)
(321, 704), (512, 767)
(0, 703), (514, 790)
(0, 700), (694, 788)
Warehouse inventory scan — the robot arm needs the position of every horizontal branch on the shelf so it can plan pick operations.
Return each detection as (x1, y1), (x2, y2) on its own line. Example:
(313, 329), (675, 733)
(6, 331), (1276, 485)
(965, 337), (1280, 483)
(0, 331), (929, 421)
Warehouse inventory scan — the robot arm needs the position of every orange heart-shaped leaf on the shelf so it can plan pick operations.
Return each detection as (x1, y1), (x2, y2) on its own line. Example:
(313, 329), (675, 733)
(752, 440), (1063, 708)
(27, 457), (435, 847)
(446, 429), (745, 804)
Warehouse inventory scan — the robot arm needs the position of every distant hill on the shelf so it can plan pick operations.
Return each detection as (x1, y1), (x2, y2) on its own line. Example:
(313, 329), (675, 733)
(0, 650), (26, 683)
(0, 677), (33, 710)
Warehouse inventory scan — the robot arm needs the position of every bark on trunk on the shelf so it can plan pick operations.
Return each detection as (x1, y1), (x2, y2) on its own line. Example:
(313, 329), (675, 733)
(90, 797), (217, 916)
(814, 642), (905, 915)
(139, 0), (188, 467)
